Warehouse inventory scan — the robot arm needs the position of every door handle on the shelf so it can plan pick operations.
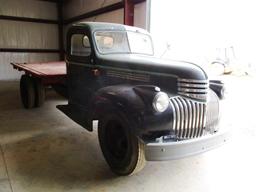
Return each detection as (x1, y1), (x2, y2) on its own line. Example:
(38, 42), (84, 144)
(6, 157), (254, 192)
(91, 68), (101, 76)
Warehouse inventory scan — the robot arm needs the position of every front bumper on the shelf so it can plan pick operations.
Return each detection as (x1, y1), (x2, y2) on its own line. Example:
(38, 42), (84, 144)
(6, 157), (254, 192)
(144, 130), (230, 161)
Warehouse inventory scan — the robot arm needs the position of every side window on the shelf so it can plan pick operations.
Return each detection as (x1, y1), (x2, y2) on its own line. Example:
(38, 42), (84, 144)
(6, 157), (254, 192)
(71, 34), (91, 56)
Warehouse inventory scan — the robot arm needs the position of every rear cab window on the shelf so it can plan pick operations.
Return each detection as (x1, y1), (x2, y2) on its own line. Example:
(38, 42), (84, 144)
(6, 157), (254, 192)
(71, 34), (91, 57)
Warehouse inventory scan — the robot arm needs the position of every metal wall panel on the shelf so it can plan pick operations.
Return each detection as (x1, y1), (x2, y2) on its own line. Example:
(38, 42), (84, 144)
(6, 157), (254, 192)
(0, 53), (59, 80)
(0, 0), (58, 20)
(81, 8), (124, 23)
(134, 2), (146, 29)
(0, 0), (59, 80)
(63, 0), (122, 20)
(0, 20), (59, 49)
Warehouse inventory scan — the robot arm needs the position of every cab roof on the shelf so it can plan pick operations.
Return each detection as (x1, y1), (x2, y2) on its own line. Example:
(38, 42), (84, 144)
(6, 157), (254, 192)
(73, 22), (150, 35)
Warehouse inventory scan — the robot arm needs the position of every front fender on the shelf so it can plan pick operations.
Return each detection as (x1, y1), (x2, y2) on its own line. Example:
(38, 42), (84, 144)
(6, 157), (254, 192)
(89, 85), (174, 137)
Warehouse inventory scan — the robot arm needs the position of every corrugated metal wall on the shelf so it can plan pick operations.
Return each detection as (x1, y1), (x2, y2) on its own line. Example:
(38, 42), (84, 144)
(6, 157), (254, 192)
(62, 0), (146, 26)
(63, 0), (122, 20)
(0, 0), (59, 80)
(0, 0), (57, 19)
(0, 21), (59, 49)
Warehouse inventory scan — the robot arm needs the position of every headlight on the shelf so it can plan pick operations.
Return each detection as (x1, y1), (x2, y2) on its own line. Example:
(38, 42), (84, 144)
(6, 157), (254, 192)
(152, 92), (169, 112)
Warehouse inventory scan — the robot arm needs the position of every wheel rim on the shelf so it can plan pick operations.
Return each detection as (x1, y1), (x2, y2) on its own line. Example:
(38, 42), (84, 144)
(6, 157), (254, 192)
(105, 120), (129, 161)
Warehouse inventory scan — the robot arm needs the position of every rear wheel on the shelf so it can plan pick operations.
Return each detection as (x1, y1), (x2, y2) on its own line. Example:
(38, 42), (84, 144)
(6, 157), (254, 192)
(34, 78), (45, 107)
(20, 75), (35, 109)
(98, 113), (146, 176)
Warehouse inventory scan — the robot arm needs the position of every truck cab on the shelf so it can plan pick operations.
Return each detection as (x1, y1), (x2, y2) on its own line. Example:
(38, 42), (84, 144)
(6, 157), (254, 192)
(57, 22), (229, 176)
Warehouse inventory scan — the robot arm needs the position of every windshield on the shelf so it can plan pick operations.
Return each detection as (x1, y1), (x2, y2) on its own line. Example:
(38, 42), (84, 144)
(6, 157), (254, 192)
(94, 31), (154, 55)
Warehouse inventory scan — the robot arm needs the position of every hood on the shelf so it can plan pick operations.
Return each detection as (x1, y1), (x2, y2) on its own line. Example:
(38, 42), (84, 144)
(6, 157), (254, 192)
(96, 54), (208, 80)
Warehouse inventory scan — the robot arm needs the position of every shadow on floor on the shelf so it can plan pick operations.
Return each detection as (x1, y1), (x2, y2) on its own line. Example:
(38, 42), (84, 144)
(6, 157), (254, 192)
(3, 126), (117, 190)
(0, 81), (117, 190)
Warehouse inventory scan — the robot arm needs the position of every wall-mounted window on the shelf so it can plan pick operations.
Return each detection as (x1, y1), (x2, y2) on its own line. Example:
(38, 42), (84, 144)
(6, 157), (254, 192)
(71, 34), (91, 56)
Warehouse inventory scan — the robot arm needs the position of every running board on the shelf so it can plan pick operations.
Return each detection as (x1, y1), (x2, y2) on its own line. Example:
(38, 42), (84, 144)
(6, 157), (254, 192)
(57, 104), (92, 131)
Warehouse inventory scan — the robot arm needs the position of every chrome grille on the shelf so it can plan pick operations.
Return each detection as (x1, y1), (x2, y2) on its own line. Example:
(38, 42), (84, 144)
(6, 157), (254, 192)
(205, 90), (220, 133)
(178, 78), (209, 101)
(170, 96), (207, 139)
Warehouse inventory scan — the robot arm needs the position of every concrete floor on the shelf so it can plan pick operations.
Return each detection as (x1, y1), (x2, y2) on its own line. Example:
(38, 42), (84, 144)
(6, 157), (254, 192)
(0, 76), (256, 192)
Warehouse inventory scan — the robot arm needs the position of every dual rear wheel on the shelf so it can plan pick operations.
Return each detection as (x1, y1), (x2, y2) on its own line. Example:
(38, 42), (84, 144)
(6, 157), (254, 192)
(20, 75), (45, 109)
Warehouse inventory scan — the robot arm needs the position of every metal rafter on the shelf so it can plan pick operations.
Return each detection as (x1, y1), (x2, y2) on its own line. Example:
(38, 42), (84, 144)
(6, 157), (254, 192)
(0, 48), (60, 53)
(0, 15), (58, 24)
(124, 0), (134, 26)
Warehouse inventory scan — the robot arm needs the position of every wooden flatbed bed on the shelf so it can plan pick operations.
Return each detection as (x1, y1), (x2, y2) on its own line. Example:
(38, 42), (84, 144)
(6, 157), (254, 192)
(11, 61), (67, 84)
(11, 61), (67, 108)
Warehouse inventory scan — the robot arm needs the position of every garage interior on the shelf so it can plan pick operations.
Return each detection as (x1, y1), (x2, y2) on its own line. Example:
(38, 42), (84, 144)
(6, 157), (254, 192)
(0, 0), (256, 192)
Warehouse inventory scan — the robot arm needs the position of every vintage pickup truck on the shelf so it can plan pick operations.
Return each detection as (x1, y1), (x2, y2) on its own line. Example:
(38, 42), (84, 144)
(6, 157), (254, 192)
(12, 22), (229, 176)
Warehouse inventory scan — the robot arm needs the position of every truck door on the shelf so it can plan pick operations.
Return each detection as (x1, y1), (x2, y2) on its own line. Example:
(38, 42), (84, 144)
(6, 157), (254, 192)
(67, 30), (96, 110)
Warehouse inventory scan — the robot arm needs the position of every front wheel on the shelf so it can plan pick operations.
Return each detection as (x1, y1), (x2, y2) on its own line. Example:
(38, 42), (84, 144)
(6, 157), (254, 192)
(98, 113), (146, 176)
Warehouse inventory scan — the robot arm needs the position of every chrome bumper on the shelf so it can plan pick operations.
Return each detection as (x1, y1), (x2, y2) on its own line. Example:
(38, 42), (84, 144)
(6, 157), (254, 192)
(144, 130), (230, 161)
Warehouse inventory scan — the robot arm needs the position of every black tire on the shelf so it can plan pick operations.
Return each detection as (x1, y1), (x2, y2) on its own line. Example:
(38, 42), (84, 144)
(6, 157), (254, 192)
(20, 75), (36, 109)
(34, 78), (45, 107)
(98, 113), (146, 176)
